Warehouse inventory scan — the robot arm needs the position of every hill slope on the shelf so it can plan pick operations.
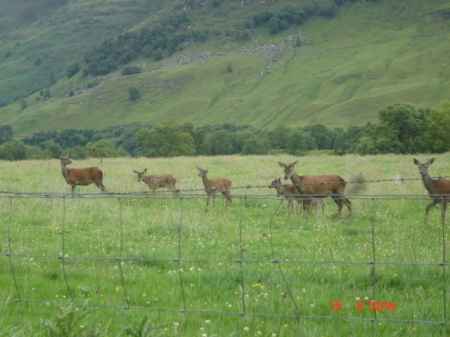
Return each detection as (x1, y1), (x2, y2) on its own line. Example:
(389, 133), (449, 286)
(0, 0), (175, 106)
(0, 0), (449, 135)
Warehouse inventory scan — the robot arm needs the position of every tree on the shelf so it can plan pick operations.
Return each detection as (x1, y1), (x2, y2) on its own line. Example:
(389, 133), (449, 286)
(422, 101), (450, 153)
(181, 123), (209, 155)
(0, 125), (13, 145)
(355, 103), (427, 155)
(25, 146), (52, 160)
(44, 141), (63, 158)
(355, 137), (378, 155)
(377, 102), (426, 153)
(0, 140), (27, 160)
(206, 130), (234, 155)
(286, 130), (307, 155)
(136, 120), (196, 157)
(241, 138), (269, 155)
(307, 124), (332, 150)
(85, 140), (128, 158)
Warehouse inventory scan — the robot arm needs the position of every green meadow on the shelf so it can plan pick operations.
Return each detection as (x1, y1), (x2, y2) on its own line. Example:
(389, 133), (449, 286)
(0, 153), (449, 336)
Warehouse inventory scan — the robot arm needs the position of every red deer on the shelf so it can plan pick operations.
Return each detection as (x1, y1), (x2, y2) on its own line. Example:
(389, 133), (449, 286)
(269, 178), (325, 214)
(133, 169), (179, 195)
(279, 161), (351, 217)
(59, 154), (107, 193)
(197, 168), (232, 211)
(414, 158), (450, 222)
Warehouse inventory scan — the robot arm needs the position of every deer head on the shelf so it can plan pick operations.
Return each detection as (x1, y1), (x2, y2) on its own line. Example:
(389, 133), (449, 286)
(133, 168), (147, 182)
(269, 178), (282, 189)
(279, 161), (297, 180)
(59, 153), (73, 166)
(414, 158), (434, 177)
(197, 168), (208, 177)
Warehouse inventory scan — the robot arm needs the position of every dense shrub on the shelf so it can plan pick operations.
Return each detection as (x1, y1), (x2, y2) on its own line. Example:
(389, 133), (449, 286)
(121, 66), (142, 76)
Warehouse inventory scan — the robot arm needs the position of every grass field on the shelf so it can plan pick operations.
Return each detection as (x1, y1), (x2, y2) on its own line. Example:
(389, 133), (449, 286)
(0, 153), (449, 336)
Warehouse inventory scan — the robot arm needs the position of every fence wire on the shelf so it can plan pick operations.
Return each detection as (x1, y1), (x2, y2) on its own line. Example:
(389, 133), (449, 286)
(0, 180), (449, 335)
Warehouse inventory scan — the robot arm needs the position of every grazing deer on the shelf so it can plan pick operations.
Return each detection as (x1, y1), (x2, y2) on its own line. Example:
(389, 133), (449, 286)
(197, 167), (232, 211)
(279, 161), (351, 217)
(133, 169), (179, 195)
(59, 154), (107, 193)
(269, 178), (326, 214)
(414, 158), (450, 222)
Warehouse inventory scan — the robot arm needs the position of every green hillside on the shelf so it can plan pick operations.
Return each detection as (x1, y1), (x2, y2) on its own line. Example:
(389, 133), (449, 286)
(0, 0), (449, 135)
(0, 0), (175, 106)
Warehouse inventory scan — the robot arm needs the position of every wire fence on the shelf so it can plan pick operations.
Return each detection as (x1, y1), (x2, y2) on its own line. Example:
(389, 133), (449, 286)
(0, 177), (449, 336)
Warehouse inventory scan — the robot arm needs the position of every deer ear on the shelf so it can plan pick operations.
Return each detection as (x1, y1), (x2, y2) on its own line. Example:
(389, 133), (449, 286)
(292, 161), (298, 166)
(413, 159), (419, 165)
(429, 158), (435, 165)
(133, 170), (138, 174)
(144, 168), (147, 173)
(278, 162), (286, 167)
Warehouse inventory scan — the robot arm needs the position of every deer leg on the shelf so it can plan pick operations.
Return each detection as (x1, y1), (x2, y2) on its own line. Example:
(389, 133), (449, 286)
(442, 200), (448, 222)
(341, 198), (352, 218)
(318, 199), (325, 214)
(287, 198), (293, 209)
(205, 195), (211, 212)
(99, 183), (107, 193)
(222, 191), (232, 208)
(331, 197), (343, 216)
(227, 195), (233, 208)
(296, 199), (302, 214)
(302, 199), (312, 217)
(425, 199), (440, 223)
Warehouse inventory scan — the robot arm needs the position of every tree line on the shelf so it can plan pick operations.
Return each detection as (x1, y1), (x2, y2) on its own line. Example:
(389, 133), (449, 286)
(0, 101), (449, 161)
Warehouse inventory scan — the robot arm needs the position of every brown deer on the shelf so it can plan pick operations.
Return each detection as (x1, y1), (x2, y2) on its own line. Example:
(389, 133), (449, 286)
(414, 158), (450, 222)
(279, 161), (351, 217)
(133, 169), (179, 195)
(269, 178), (325, 214)
(197, 167), (232, 211)
(59, 154), (107, 193)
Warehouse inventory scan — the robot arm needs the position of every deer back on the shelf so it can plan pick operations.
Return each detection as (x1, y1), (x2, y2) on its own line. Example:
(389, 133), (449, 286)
(292, 174), (346, 195)
(430, 179), (450, 196)
(66, 166), (105, 185)
(147, 174), (178, 188)
(207, 177), (232, 190)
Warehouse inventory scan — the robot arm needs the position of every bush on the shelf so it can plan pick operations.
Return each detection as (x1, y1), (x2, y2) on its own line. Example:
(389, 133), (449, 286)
(66, 63), (80, 78)
(128, 87), (141, 101)
(121, 66), (142, 76)
(0, 140), (27, 160)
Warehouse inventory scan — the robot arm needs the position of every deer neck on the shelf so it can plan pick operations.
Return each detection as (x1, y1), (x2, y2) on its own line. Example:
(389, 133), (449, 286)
(421, 172), (437, 194)
(290, 172), (304, 193)
(61, 164), (70, 182)
(201, 175), (210, 188)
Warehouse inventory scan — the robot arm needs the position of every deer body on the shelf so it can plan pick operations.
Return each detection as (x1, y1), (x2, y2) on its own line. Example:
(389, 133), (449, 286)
(269, 178), (325, 213)
(133, 169), (179, 195)
(414, 158), (450, 222)
(279, 161), (351, 217)
(60, 154), (107, 193)
(197, 168), (232, 211)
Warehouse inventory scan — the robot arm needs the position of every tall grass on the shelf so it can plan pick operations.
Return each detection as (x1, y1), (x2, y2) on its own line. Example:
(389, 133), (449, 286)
(0, 154), (448, 336)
